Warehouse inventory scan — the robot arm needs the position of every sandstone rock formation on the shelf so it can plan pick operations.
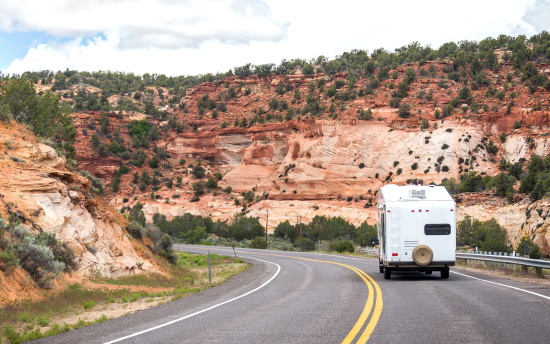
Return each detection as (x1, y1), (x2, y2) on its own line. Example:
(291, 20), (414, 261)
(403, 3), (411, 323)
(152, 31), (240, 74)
(60, 62), (550, 257)
(0, 123), (158, 280)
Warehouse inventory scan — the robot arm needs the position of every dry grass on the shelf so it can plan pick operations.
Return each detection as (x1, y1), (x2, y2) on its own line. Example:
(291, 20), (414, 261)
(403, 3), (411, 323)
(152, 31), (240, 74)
(0, 253), (248, 343)
(455, 261), (550, 285)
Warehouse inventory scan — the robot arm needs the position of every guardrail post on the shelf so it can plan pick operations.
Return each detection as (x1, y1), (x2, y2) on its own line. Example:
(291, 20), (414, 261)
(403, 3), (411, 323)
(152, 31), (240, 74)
(536, 267), (543, 277)
(208, 251), (212, 284)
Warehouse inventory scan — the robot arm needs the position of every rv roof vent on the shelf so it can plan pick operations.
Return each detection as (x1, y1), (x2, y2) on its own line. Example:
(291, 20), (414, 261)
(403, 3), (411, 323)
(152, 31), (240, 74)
(410, 189), (426, 199)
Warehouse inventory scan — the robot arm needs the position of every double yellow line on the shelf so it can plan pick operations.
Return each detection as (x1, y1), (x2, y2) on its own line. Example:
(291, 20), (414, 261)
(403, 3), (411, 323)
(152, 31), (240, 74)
(183, 247), (383, 343)
(288, 256), (383, 344)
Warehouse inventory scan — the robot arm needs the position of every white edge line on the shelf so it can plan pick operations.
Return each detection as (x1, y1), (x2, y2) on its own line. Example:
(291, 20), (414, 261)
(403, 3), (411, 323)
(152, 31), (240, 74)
(451, 271), (550, 300)
(104, 256), (281, 344)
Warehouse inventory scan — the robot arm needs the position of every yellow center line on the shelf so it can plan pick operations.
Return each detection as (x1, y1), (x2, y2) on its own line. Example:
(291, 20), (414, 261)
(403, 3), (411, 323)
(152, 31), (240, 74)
(337, 264), (375, 344)
(180, 246), (384, 343)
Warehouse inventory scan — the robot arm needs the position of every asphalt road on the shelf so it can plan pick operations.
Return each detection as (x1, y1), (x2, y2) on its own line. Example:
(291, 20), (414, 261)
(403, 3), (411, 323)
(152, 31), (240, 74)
(35, 246), (550, 344)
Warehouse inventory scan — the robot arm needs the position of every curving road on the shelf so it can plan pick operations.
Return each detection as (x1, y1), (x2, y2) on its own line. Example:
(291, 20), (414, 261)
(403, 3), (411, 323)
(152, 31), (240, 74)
(36, 245), (550, 344)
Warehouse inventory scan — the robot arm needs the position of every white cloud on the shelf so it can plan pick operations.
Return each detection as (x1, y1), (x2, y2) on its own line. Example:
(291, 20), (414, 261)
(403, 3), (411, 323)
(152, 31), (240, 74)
(522, 0), (550, 33)
(0, 0), (288, 48)
(3, 0), (550, 76)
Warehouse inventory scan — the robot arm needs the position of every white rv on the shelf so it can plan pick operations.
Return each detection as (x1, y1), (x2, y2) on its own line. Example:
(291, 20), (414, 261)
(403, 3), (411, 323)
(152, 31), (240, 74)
(377, 184), (456, 279)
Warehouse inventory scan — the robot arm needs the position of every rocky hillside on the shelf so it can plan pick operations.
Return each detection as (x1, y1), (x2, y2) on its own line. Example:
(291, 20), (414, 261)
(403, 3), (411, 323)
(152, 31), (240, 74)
(5, 34), (550, 257)
(0, 122), (162, 304)
(46, 62), (548, 256)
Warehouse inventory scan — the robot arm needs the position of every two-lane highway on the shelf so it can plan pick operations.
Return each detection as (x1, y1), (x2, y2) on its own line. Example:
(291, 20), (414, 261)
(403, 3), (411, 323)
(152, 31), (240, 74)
(36, 246), (549, 344)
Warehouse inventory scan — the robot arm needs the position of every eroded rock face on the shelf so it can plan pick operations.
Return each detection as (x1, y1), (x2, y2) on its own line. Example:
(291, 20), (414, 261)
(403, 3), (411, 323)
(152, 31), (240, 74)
(458, 196), (549, 256)
(67, 66), (550, 257)
(163, 118), (546, 198)
(0, 124), (157, 278)
(137, 116), (550, 256)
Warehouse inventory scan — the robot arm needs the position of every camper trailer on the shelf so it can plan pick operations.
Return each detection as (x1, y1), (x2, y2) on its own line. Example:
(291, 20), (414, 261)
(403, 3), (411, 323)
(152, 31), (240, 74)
(377, 184), (456, 279)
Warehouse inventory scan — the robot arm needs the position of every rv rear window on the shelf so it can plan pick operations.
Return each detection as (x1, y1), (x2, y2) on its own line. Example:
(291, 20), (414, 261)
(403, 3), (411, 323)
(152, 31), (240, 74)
(424, 224), (451, 235)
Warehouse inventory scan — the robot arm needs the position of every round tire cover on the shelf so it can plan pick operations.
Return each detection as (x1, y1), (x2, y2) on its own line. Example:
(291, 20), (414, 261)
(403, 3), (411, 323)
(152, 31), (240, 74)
(412, 245), (433, 266)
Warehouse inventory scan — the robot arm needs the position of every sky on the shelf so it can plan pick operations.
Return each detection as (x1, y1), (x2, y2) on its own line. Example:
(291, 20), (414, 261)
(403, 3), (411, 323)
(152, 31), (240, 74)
(1, 0), (550, 77)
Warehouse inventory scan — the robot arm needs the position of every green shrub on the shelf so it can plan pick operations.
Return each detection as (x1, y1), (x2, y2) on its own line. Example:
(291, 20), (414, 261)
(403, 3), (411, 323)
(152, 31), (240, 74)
(2, 325), (23, 343)
(274, 221), (296, 242)
(516, 237), (542, 259)
(9, 225), (65, 287)
(249, 237), (267, 249)
(0, 250), (18, 274)
(192, 164), (206, 178)
(420, 119), (429, 129)
(180, 227), (208, 244)
(294, 237), (315, 251)
(485, 140), (498, 155)
(206, 178), (218, 189)
(457, 217), (510, 252)
(127, 221), (143, 239)
(83, 300), (97, 309)
(37, 315), (50, 327)
(52, 241), (78, 272)
(79, 170), (103, 195)
(148, 155), (159, 168)
(329, 240), (355, 253)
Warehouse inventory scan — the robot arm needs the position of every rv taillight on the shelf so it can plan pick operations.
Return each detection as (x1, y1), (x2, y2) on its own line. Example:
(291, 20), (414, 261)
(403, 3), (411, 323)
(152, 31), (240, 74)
(450, 209), (454, 211)
(419, 209), (423, 212)
(392, 253), (398, 256)
(426, 210), (430, 212)
(387, 210), (391, 213)
(411, 210), (415, 212)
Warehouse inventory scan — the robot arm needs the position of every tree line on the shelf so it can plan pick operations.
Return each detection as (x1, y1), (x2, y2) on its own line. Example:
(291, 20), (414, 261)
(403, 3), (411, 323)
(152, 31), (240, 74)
(0, 77), (77, 161)
(457, 216), (541, 258)
(125, 204), (377, 253)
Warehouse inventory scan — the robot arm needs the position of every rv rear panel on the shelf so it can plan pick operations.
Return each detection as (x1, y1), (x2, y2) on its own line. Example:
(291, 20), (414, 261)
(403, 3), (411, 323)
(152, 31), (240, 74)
(377, 184), (456, 279)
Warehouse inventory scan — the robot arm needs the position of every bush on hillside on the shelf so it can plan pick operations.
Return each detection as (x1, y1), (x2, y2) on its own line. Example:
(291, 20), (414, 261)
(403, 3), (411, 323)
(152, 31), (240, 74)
(294, 237), (315, 252)
(328, 240), (355, 253)
(249, 237), (268, 249)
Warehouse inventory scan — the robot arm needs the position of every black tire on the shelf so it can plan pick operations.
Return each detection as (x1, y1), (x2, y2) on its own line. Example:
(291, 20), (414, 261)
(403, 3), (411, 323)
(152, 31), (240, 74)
(384, 267), (391, 280)
(379, 264), (384, 273)
(441, 268), (449, 279)
(425, 270), (432, 275)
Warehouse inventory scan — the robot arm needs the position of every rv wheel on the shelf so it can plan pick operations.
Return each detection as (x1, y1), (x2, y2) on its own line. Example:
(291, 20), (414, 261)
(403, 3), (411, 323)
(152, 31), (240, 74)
(425, 270), (432, 275)
(384, 268), (391, 279)
(441, 268), (449, 279)
(379, 264), (384, 273)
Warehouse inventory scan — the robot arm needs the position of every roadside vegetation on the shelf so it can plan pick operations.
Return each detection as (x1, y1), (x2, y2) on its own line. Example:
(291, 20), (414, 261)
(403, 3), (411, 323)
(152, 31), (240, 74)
(0, 77), (77, 163)
(456, 216), (541, 258)
(145, 208), (377, 254)
(0, 252), (247, 343)
(0, 218), (77, 287)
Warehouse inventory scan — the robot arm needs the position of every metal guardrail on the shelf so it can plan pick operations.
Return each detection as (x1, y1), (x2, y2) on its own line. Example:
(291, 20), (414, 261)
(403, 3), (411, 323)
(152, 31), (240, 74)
(363, 250), (549, 276)
(362, 248), (379, 256)
(455, 253), (550, 270)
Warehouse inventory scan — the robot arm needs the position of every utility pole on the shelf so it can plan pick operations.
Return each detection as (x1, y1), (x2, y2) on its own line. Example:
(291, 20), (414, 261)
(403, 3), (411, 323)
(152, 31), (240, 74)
(265, 209), (269, 247)
(296, 214), (301, 240)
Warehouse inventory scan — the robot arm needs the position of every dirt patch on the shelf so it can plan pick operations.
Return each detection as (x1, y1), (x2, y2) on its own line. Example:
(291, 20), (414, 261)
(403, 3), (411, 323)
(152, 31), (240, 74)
(45, 295), (169, 331)
(82, 281), (173, 294)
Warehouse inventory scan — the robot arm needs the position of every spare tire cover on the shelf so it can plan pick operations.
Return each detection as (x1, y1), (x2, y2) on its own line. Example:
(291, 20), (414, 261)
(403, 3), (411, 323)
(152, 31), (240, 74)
(412, 245), (433, 266)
